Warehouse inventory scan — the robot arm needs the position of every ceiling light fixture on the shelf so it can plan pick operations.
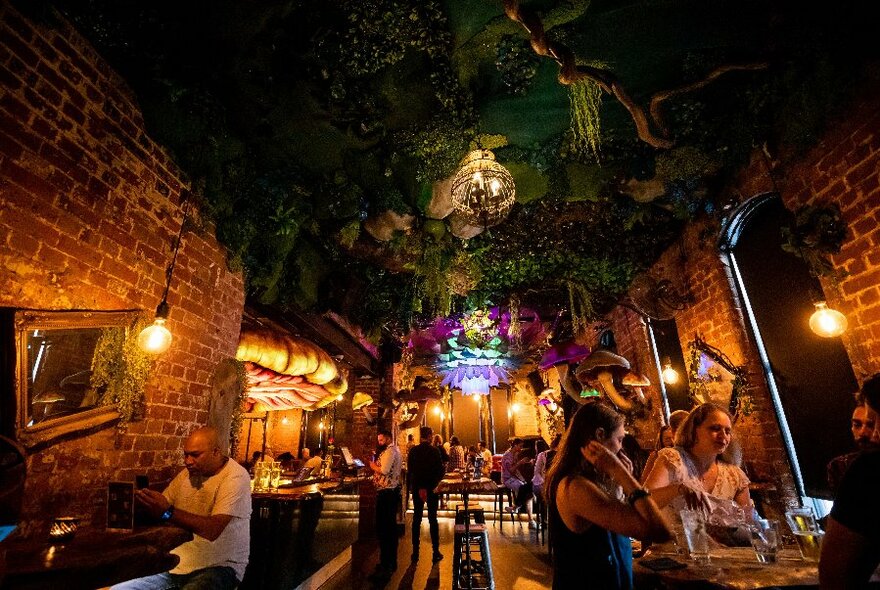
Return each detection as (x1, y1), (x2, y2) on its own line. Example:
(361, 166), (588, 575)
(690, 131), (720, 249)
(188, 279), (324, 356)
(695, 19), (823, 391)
(137, 199), (191, 355)
(809, 301), (847, 338)
(450, 149), (516, 228)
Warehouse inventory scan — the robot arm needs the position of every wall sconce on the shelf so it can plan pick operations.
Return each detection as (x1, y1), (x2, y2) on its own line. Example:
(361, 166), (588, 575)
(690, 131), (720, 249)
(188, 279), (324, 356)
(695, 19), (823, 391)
(318, 420), (325, 430)
(138, 200), (191, 354)
(511, 402), (521, 414)
(281, 416), (289, 425)
(809, 301), (847, 338)
(661, 357), (679, 384)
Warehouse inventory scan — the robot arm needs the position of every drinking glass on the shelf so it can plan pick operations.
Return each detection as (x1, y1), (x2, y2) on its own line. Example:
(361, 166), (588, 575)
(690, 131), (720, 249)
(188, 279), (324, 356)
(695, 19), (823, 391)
(257, 462), (271, 491)
(749, 519), (780, 564)
(784, 507), (823, 562)
(269, 462), (282, 490)
(680, 509), (710, 564)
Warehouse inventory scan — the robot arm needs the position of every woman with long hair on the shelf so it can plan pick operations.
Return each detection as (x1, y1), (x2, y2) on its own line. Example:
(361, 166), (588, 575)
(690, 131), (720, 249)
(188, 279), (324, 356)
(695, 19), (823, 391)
(546, 403), (671, 589)
(643, 403), (751, 518)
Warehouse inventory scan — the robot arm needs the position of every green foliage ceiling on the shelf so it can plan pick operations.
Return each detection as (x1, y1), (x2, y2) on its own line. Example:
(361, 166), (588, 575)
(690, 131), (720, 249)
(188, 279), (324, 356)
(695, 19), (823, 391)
(40, 0), (877, 343)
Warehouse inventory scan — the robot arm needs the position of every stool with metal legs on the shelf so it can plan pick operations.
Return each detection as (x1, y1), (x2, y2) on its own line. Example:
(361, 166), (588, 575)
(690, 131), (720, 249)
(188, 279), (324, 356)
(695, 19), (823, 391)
(452, 507), (494, 590)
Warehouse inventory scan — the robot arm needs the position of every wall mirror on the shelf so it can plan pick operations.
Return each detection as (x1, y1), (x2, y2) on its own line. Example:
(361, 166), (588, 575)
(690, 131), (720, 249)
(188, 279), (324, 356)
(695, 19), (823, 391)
(2, 309), (139, 449)
(687, 336), (750, 416)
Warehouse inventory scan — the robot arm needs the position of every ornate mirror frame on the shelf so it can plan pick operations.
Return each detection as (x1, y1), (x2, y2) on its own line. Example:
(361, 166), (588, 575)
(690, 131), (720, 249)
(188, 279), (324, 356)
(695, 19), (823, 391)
(687, 336), (751, 416)
(3, 309), (140, 450)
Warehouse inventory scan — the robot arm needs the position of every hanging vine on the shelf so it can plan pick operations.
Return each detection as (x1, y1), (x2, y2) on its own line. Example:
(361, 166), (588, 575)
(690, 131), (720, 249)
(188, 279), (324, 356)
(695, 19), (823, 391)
(91, 316), (153, 427)
(569, 76), (603, 161)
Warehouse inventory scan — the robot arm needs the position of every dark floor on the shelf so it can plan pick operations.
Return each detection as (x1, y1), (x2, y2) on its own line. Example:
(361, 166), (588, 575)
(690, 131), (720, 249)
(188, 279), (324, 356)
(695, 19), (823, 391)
(319, 503), (552, 590)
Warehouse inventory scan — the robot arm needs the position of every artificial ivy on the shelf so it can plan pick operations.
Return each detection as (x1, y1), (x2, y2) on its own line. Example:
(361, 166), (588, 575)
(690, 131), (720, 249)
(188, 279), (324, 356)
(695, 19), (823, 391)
(91, 316), (153, 426)
(228, 359), (249, 454)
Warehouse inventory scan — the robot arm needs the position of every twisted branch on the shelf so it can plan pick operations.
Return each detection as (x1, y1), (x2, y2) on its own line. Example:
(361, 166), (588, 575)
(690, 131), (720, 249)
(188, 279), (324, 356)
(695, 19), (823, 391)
(502, 0), (768, 150)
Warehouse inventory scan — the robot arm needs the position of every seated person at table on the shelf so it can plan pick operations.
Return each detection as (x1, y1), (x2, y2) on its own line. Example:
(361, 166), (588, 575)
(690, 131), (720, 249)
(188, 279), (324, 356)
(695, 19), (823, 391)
(641, 410), (689, 485)
(826, 393), (876, 497)
(533, 434), (561, 500)
(820, 373), (880, 589)
(447, 436), (467, 471)
(302, 447), (323, 476)
(502, 437), (536, 528)
(112, 427), (252, 590)
(478, 441), (493, 477)
(643, 403), (751, 521)
(547, 402), (671, 590)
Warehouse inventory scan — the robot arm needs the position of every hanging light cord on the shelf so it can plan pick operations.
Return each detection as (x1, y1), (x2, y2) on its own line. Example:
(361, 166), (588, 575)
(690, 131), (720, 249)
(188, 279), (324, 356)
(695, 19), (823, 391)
(159, 199), (192, 309)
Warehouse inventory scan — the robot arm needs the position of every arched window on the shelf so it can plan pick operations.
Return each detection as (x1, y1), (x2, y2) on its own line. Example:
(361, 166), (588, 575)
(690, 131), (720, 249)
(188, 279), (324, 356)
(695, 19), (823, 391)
(721, 194), (858, 501)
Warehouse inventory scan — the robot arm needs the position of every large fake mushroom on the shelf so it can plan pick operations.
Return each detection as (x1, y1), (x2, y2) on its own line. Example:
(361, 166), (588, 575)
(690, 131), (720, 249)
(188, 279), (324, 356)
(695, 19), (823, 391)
(622, 371), (651, 405)
(539, 342), (591, 404)
(575, 351), (635, 411)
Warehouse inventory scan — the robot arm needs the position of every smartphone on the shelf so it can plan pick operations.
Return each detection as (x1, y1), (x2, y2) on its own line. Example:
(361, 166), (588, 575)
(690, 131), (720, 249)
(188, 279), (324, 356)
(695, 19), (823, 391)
(136, 475), (149, 489)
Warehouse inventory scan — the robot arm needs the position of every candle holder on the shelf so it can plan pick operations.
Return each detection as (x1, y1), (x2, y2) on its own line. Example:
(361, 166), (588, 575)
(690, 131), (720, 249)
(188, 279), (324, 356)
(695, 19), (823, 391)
(48, 516), (80, 542)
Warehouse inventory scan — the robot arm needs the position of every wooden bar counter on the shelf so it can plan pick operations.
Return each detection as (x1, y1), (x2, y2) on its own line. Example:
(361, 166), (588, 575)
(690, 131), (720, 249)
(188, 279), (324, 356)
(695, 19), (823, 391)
(0, 525), (191, 590)
(240, 475), (366, 590)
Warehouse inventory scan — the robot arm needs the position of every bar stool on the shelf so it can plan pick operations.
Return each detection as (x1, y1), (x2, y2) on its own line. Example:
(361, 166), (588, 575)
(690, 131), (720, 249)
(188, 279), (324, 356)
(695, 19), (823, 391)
(491, 484), (515, 530)
(532, 494), (546, 545)
(453, 508), (494, 590)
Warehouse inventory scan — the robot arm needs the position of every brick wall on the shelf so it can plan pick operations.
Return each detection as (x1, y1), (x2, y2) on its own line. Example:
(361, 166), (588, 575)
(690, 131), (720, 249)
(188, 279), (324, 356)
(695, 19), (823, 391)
(352, 373), (381, 539)
(1, 5), (245, 537)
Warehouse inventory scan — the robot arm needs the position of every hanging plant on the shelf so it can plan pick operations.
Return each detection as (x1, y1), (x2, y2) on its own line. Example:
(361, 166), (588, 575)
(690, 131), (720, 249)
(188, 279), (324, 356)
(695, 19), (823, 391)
(91, 316), (154, 426)
(567, 281), (595, 338)
(569, 76), (603, 162)
(228, 358), (249, 454)
(780, 204), (848, 281)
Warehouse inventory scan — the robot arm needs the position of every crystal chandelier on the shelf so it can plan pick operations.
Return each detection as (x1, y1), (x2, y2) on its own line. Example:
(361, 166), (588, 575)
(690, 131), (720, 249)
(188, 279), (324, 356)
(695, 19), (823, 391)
(450, 149), (516, 228)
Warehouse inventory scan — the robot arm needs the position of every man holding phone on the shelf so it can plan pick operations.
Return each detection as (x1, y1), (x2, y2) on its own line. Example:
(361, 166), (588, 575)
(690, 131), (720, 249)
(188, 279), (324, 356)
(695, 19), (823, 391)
(112, 426), (252, 590)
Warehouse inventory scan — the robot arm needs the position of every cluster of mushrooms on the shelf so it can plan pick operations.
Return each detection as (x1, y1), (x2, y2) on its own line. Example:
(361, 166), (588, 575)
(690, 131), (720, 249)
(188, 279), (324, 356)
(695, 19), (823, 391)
(541, 344), (651, 413)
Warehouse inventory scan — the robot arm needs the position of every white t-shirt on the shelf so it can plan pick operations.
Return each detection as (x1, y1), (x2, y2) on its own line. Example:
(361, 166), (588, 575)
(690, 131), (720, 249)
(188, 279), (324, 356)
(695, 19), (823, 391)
(163, 458), (252, 580)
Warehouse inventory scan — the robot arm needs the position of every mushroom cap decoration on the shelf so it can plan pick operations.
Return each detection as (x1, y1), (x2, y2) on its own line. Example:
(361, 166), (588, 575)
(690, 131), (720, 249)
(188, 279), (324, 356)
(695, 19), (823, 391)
(575, 351), (636, 411)
(539, 342), (591, 371)
(352, 392), (374, 411)
(575, 350), (631, 383)
(621, 371), (651, 388)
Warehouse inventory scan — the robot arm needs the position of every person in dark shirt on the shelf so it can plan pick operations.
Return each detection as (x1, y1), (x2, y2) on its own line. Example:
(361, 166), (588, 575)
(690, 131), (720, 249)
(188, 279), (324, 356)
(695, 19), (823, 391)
(408, 426), (445, 563)
(826, 395), (876, 497)
(821, 373), (880, 589)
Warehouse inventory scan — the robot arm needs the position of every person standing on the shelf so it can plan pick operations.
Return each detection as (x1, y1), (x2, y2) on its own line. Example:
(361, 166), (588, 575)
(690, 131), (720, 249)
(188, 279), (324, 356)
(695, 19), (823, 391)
(111, 427), (252, 590)
(407, 426), (445, 564)
(368, 428), (402, 582)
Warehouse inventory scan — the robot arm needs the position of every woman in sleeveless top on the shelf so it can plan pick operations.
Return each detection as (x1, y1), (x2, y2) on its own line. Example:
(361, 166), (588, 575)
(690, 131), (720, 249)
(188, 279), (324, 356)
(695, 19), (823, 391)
(546, 403), (672, 590)
(643, 403), (751, 521)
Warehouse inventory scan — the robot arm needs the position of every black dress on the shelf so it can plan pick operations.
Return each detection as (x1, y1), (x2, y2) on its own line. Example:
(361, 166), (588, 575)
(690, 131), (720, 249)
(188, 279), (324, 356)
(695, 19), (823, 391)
(550, 498), (633, 589)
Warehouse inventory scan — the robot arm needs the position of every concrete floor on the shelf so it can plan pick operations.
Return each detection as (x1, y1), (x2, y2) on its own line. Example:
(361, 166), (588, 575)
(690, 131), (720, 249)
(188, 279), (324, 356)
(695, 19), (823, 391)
(319, 507), (552, 590)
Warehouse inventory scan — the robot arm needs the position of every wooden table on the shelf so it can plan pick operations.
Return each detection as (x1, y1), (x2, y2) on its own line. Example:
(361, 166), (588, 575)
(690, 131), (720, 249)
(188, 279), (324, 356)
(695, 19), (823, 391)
(634, 545), (818, 589)
(0, 525), (191, 590)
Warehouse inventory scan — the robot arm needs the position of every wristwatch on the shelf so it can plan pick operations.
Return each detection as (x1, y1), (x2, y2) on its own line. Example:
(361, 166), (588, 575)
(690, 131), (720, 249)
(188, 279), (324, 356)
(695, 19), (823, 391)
(160, 505), (175, 522)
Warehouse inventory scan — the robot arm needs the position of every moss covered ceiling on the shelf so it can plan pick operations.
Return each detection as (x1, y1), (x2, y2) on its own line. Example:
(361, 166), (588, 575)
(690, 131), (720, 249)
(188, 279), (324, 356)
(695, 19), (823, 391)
(32, 0), (877, 344)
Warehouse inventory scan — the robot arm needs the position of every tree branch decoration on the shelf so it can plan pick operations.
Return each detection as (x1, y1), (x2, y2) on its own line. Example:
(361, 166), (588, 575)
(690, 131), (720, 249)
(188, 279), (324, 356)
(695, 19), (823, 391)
(780, 203), (848, 282)
(502, 0), (768, 149)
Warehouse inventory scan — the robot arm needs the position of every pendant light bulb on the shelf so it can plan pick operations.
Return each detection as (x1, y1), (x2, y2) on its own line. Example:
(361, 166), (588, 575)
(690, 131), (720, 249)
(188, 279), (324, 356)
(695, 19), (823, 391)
(661, 358), (679, 385)
(809, 302), (847, 338)
(138, 301), (172, 354)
